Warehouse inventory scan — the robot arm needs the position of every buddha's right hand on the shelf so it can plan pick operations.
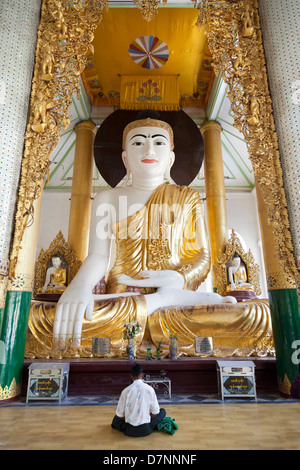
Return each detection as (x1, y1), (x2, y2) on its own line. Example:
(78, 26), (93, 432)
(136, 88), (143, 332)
(118, 270), (185, 289)
(53, 285), (94, 348)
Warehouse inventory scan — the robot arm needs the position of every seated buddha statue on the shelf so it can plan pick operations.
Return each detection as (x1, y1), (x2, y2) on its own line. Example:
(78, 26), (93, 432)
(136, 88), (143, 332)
(227, 254), (254, 292)
(41, 255), (67, 294)
(26, 112), (273, 359)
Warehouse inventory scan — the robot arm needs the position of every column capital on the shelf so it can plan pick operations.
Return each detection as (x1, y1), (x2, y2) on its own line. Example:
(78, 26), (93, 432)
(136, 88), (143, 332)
(74, 120), (97, 135)
(200, 120), (222, 135)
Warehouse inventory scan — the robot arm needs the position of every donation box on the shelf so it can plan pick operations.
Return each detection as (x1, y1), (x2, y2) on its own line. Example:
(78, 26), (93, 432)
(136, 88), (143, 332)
(216, 360), (257, 400)
(26, 362), (70, 404)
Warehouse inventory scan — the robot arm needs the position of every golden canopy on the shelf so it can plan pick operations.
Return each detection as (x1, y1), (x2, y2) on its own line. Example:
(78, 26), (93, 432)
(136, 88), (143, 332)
(82, 7), (214, 109)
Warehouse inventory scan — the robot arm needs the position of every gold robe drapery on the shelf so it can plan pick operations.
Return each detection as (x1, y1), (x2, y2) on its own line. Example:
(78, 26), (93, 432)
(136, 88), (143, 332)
(45, 267), (67, 293)
(25, 184), (273, 359)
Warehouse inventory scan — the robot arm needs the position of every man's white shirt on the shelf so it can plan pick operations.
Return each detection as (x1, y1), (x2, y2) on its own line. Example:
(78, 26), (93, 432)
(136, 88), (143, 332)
(116, 379), (160, 426)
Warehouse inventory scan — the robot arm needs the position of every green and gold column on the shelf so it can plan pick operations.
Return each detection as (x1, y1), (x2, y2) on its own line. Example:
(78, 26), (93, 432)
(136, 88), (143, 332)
(0, 0), (42, 360)
(256, 183), (300, 395)
(0, 193), (43, 403)
(201, 120), (228, 290)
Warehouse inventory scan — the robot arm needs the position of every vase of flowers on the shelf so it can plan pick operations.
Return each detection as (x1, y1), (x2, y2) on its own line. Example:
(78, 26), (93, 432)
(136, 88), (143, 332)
(169, 333), (178, 360)
(123, 316), (142, 360)
(126, 337), (136, 360)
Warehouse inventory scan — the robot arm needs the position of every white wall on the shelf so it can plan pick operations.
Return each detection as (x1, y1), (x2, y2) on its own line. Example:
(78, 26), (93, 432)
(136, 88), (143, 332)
(36, 188), (268, 298)
(36, 191), (71, 258)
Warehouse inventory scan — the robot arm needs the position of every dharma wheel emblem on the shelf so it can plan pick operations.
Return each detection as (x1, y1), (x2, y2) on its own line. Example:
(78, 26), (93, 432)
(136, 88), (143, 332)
(128, 35), (169, 69)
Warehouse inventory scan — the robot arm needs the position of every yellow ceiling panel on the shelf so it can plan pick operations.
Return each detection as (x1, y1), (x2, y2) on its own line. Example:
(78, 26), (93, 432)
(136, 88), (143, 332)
(82, 7), (214, 109)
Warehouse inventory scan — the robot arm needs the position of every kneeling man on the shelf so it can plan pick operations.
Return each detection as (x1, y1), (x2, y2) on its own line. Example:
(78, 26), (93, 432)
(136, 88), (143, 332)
(111, 363), (166, 437)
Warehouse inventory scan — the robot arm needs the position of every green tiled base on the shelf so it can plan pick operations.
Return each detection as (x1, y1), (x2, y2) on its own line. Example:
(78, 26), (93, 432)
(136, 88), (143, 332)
(268, 288), (300, 395)
(0, 291), (32, 402)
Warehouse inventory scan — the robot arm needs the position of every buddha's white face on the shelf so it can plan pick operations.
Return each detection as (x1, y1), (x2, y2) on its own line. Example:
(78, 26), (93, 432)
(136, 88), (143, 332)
(122, 126), (174, 180)
(232, 257), (240, 268)
(52, 257), (61, 268)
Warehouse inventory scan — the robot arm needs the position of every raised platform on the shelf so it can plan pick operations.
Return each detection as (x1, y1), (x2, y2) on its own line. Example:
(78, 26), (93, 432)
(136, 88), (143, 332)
(21, 357), (278, 397)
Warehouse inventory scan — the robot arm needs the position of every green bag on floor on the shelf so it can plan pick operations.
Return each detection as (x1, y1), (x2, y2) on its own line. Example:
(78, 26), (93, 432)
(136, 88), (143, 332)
(157, 417), (178, 435)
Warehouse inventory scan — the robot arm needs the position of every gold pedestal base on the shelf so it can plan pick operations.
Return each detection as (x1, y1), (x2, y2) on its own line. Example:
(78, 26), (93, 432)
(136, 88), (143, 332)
(25, 298), (274, 360)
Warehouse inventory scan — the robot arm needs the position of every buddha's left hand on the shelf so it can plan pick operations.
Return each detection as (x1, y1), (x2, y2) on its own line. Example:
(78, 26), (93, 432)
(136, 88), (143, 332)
(118, 270), (185, 289)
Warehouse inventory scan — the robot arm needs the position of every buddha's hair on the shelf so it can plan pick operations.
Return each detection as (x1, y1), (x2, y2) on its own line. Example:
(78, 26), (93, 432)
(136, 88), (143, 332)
(122, 117), (174, 150)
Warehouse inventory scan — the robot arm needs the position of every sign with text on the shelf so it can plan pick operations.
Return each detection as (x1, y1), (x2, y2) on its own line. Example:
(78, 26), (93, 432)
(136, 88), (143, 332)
(26, 363), (69, 403)
(222, 375), (254, 396)
(92, 337), (111, 356)
(195, 337), (213, 354)
(29, 378), (60, 398)
(216, 360), (257, 400)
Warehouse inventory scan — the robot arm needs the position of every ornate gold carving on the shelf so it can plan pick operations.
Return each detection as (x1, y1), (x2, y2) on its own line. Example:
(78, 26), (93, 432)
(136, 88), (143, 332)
(278, 373), (292, 396)
(9, 0), (108, 279)
(33, 231), (82, 298)
(267, 272), (296, 291)
(0, 275), (9, 309)
(195, 0), (297, 279)
(7, 273), (34, 293)
(214, 230), (261, 296)
(132, 0), (167, 22)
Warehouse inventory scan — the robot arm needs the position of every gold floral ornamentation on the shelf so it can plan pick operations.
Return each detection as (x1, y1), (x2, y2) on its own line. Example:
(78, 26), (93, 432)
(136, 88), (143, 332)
(148, 238), (172, 270)
(148, 222), (173, 270)
(214, 229), (261, 296)
(278, 374), (292, 396)
(195, 0), (297, 279)
(0, 378), (21, 401)
(132, 0), (168, 22)
(9, 0), (108, 279)
(7, 273), (34, 292)
(0, 275), (9, 309)
(33, 231), (82, 298)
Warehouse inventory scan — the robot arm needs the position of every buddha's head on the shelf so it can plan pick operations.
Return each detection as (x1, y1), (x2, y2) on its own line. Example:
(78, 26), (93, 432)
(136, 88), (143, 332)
(232, 254), (241, 268)
(122, 117), (175, 182)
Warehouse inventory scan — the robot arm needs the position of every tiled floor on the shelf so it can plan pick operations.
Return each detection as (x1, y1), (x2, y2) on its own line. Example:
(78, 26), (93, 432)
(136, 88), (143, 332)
(3, 392), (299, 407)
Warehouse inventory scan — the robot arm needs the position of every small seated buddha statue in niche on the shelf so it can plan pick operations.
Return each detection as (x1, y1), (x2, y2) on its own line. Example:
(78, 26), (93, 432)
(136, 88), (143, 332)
(225, 253), (258, 302)
(227, 254), (253, 292)
(41, 254), (67, 294)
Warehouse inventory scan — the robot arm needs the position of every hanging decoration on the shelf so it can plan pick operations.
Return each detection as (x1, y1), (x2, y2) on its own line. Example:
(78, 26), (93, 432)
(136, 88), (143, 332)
(128, 35), (169, 69)
(120, 75), (179, 111)
(132, 0), (167, 22)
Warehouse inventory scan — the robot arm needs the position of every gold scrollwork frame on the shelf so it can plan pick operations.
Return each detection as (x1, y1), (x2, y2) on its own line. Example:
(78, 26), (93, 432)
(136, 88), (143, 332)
(33, 230), (81, 298)
(9, 0), (108, 278)
(8, 0), (297, 287)
(195, 0), (297, 280)
(214, 230), (261, 296)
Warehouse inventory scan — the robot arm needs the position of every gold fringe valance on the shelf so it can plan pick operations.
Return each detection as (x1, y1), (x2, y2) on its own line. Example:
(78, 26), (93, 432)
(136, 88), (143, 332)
(120, 75), (180, 111)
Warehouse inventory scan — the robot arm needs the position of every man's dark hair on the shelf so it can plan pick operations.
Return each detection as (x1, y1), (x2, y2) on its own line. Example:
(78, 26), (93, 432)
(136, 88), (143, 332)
(131, 363), (143, 378)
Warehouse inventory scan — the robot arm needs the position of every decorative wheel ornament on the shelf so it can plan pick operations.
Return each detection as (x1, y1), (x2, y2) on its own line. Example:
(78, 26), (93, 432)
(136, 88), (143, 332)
(128, 36), (169, 69)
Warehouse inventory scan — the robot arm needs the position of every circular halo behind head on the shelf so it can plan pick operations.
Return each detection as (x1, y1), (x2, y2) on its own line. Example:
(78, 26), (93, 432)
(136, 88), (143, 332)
(94, 109), (204, 187)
